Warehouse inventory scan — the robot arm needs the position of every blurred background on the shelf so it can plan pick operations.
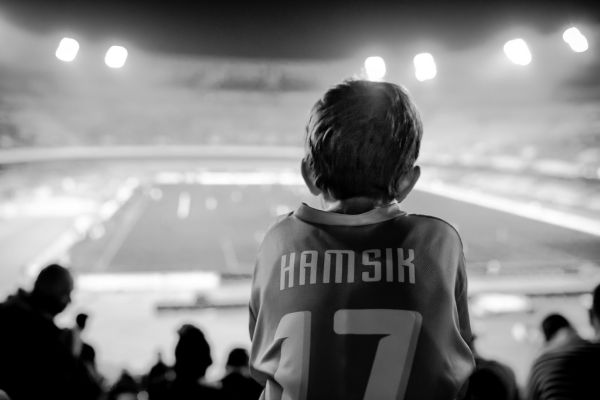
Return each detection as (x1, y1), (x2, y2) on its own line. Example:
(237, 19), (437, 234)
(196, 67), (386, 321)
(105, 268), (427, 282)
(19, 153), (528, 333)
(1, 0), (599, 391)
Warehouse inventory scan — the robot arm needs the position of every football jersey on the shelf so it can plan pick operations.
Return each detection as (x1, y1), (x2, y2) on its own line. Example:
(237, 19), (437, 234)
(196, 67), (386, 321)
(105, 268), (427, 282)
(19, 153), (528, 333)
(249, 202), (474, 400)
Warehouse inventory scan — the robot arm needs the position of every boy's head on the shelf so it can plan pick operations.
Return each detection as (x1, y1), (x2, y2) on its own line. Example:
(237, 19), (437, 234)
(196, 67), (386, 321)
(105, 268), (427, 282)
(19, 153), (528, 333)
(303, 80), (423, 202)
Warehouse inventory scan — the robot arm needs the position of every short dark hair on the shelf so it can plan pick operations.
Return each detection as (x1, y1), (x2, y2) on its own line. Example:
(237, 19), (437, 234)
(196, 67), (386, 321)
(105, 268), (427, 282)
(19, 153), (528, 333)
(304, 80), (422, 201)
(226, 347), (249, 368)
(33, 264), (72, 293)
(175, 324), (212, 378)
(541, 313), (571, 342)
(76, 313), (89, 329)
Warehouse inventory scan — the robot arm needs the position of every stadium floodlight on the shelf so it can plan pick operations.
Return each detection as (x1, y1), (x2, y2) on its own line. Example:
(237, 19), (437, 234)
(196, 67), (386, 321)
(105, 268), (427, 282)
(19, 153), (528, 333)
(503, 38), (532, 66)
(364, 56), (386, 81)
(104, 45), (128, 69)
(55, 37), (80, 62)
(413, 53), (437, 82)
(563, 27), (589, 53)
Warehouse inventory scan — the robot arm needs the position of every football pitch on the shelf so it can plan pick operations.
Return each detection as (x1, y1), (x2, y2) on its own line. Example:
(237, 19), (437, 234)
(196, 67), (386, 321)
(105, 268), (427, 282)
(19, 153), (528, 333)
(70, 180), (600, 277)
(57, 174), (600, 385)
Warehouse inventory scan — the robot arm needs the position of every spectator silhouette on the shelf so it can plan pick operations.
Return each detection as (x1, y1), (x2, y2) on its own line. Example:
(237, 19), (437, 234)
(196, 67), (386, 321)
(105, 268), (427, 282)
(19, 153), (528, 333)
(465, 335), (520, 400)
(147, 324), (222, 400)
(107, 370), (140, 400)
(220, 348), (263, 400)
(171, 324), (222, 399)
(64, 312), (104, 390)
(540, 313), (584, 353)
(0, 264), (100, 400)
(527, 286), (600, 400)
(145, 352), (173, 400)
(69, 312), (89, 356)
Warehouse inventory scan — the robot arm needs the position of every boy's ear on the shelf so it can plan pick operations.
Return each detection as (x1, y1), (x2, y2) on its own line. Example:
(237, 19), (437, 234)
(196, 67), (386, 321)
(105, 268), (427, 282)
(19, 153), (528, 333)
(301, 158), (322, 196)
(396, 165), (420, 202)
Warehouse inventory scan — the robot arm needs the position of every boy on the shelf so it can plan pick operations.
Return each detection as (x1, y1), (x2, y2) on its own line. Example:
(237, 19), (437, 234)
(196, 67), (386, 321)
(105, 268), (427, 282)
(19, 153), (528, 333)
(249, 80), (474, 399)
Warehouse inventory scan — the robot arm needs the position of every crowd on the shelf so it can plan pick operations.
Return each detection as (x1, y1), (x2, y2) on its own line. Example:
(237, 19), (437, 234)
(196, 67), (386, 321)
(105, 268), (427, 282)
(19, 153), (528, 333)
(0, 264), (261, 400)
(1, 263), (599, 400)
(453, 288), (600, 400)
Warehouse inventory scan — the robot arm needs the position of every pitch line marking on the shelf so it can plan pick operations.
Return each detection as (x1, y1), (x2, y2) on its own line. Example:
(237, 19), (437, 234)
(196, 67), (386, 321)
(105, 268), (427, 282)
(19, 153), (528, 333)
(416, 181), (600, 237)
(177, 192), (191, 219)
(93, 196), (149, 272)
(220, 237), (241, 272)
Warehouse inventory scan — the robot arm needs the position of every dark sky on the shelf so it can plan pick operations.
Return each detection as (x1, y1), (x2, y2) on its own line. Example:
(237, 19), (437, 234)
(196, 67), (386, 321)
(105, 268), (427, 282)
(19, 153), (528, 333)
(2, 0), (599, 59)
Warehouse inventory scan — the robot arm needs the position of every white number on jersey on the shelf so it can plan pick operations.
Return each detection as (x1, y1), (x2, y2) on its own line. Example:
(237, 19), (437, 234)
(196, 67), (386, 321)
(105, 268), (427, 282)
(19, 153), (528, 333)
(264, 309), (422, 400)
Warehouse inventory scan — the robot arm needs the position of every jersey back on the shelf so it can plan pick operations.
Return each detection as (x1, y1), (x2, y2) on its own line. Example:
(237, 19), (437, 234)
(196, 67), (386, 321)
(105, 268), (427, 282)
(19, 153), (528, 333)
(249, 203), (474, 400)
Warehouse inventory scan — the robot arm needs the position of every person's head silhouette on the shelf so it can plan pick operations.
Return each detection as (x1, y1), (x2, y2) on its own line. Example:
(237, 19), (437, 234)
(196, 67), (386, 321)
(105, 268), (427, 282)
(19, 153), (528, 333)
(541, 313), (572, 342)
(31, 264), (73, 317)
(174, 324), (212, 381)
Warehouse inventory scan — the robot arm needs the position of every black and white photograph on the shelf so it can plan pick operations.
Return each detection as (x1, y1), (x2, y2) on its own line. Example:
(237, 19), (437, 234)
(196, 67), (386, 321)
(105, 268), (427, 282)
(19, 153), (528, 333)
(0, 1), (599, 399)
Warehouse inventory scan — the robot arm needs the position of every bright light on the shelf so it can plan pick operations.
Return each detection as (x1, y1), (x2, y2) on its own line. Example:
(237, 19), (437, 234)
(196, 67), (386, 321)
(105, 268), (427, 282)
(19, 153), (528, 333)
(503, 38), (532, 66)
(55, 37), (79, 62)
(104, 45), (128, 69)
(364, 56), (386, 81)
(471, 293), (533, 317)
(563, 27), (589, 53)
(413, 52), (437, 82)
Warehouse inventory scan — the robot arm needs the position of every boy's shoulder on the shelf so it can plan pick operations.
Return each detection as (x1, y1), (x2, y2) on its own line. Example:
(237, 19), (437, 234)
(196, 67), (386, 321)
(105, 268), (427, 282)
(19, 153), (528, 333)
(404, 213), (465, 247)
(269, 211), (296, 230)
(259, 211), (296, 242)
(405, 213), (461, 233)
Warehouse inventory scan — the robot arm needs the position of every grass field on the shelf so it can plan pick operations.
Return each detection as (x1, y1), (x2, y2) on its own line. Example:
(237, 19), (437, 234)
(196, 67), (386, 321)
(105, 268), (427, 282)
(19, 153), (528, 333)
(47, 168), (599, 387)
(69, 180), (600, 275)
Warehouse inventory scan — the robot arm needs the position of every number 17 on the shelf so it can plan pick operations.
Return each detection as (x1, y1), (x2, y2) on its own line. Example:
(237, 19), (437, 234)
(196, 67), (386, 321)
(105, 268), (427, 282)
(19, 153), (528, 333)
(267, 309), (422, 400)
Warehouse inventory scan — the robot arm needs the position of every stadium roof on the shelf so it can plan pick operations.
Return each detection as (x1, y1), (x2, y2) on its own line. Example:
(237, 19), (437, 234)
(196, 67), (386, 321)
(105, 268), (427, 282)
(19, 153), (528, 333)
(2, 0), (599, 59)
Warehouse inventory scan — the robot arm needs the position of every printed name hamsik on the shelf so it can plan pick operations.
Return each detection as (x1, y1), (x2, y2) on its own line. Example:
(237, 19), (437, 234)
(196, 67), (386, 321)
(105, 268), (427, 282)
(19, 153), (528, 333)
(280, 248), (416, 290)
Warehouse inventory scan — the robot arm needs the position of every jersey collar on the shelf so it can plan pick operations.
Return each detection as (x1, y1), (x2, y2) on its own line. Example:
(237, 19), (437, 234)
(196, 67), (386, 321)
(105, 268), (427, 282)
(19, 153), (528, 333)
(294, 202), (406, 226)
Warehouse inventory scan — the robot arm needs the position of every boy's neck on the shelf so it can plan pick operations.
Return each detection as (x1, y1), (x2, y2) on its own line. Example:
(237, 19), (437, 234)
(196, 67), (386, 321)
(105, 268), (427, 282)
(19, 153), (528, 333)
(323, 196), (397, 215)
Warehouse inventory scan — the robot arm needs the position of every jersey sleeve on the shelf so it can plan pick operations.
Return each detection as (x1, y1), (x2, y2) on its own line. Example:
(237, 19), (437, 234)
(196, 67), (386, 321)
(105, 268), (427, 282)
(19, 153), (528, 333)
(248, 262), (270, 388)
(455, 249), (473, 345)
